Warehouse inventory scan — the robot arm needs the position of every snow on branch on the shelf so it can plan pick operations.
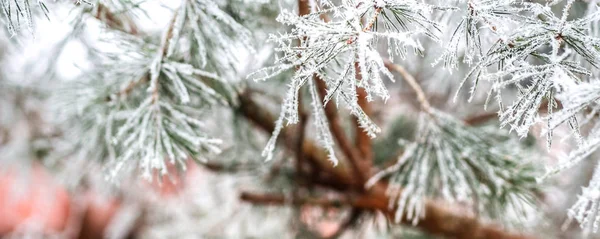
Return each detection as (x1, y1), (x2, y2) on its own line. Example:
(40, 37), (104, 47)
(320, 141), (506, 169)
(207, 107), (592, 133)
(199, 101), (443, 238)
(250, 0), (451, 163)
(51, 1), (252, 181)
(366, 109), (539, 226)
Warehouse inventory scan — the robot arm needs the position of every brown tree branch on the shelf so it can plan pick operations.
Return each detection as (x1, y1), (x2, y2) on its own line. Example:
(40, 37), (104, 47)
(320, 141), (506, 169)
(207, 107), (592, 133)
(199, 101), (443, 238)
(240, 186), (532, 239)
(315, 78), (369, 187)
(383, 59), (433, 113)
(237, 90), (357, 186)
(353, 63), (373, 169)
(298, 0), (310, 16)
(240, 192), (346, 208)
(93, 3), (536, 238)
(237, 89), (535, 239)
(464, 112), (499, 126)
(294, 0), (311, 194)
(308, 4), (370, 186)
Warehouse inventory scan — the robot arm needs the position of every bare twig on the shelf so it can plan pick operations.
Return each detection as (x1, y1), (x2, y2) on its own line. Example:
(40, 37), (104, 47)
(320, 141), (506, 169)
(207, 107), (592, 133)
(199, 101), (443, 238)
(383, 60), (432, 113)
(240, 192), (346, 208)
(93, 3), (140, 35)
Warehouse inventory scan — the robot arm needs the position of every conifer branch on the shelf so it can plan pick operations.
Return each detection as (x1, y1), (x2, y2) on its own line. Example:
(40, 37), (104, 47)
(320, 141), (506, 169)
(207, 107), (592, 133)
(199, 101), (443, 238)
(6, 0), (599, 237)
(363, 7), (382, 32)
(237, 89), (535, 239)
(300, 0), (369, 185)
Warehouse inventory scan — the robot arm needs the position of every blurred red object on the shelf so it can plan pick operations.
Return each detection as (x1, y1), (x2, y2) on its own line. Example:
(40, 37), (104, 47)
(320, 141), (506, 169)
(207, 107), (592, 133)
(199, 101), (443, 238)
(0, 160), (205, 238)
(0, 164), (126, 238)
(0, 164), (71, 235)
(78, 192), (121, 239)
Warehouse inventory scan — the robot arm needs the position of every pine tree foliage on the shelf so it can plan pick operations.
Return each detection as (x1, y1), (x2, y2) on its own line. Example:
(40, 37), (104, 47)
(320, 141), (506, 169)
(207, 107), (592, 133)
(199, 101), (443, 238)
(443, 0), (600, 231)
(250, 0), (451, 162)
(51, 0), (254, 180)
(249, 0), (600, 230)
(366, 109), (539, 226)
(8, 0), (600, 237)
(456, 0), (600, 142)
(166, 0), (254, 79)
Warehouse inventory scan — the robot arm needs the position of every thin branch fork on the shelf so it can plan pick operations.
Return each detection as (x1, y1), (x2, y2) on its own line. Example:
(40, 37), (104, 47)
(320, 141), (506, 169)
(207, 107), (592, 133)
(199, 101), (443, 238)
(383, 59), (432, 113)
(385, 61), (558, 127)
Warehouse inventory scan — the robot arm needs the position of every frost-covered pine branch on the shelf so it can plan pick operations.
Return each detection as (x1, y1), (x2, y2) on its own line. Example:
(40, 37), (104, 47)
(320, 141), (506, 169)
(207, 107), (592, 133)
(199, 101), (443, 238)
(251, 0), (450, 162)
(443, 1), (600, 232)
(10, 0), (600, 237)
(372, 60), (539, 227)
(454, 1), (600, 141)
(366, 109), (539, 226)
(51, 0), (253, 181)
